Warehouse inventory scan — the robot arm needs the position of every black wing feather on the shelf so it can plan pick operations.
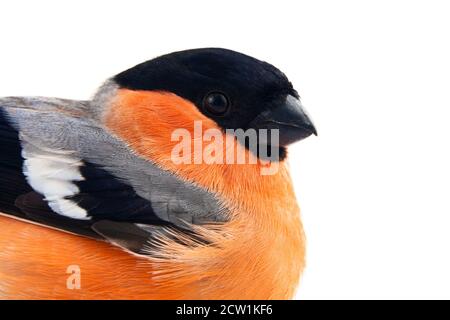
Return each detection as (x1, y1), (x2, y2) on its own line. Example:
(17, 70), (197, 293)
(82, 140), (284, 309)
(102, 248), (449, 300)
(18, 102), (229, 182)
(72, 162), (172, 224)
(15, 192), (102, 239)
(0, 109), (32, 216)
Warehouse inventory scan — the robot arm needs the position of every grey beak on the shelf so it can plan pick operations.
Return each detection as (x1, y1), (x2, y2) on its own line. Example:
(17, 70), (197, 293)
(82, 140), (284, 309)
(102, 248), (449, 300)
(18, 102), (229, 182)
(248, 95), (317, 146)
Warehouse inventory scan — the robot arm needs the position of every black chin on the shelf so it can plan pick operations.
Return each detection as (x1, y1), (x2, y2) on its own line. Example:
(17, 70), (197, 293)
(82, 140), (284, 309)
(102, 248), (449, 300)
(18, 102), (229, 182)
(258, 145), (287, 161)
(240, 139), (287, 162)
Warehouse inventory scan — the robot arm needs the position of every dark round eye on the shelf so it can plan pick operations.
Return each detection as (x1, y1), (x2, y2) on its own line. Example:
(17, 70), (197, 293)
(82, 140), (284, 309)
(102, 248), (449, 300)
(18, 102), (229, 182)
(203, 92), (230, 116)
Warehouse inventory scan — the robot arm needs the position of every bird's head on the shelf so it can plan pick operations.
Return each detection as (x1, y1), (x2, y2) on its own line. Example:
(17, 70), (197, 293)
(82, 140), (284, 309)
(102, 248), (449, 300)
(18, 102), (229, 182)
(95, 48), (316, 166)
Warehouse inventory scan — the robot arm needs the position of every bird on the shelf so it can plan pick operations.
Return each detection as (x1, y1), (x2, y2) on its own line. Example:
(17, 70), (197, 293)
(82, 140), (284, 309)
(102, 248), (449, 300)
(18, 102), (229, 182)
(0, 48), (316, 299)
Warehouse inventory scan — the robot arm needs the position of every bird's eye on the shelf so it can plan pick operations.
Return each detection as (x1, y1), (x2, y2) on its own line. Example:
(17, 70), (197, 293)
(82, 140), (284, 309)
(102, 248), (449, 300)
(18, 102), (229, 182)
(203, 92), (230, 116)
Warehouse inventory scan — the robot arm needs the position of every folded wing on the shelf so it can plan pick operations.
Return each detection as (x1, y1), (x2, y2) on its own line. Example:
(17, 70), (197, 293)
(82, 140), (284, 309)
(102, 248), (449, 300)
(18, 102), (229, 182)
(0, 97), (228, 254)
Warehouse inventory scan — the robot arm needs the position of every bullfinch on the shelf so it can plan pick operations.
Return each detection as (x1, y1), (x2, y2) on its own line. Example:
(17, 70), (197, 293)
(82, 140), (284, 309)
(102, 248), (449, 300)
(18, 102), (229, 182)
(0, 48), (316, 299)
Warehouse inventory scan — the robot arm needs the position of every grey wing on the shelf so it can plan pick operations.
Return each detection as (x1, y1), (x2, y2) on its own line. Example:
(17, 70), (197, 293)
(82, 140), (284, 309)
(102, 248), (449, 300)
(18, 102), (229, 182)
(0, 97), (228, 243)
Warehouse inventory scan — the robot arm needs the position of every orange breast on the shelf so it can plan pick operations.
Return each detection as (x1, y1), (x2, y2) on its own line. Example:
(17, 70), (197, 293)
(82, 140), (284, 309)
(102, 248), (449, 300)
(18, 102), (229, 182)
(0, 215), (161, 299)
(0, 211), (305, 299)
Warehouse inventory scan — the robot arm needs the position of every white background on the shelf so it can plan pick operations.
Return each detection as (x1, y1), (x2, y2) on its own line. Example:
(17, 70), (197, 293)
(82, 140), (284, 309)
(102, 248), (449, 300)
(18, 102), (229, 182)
(0, 0), (449, 299)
